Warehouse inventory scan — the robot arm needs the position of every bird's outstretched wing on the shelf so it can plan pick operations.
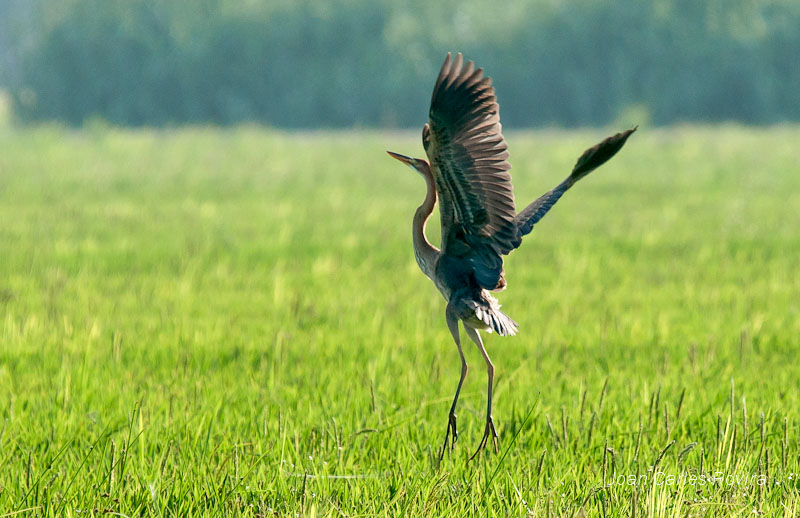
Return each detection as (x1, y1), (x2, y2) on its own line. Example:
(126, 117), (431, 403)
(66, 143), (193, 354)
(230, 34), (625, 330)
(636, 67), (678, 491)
(423, 53), (516, 290)
(515, 127), (637, 238)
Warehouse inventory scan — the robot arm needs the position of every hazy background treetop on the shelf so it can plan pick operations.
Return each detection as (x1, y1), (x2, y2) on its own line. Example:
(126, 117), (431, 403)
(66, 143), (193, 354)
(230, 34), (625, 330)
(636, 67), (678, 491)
(1, 0), (798, 128)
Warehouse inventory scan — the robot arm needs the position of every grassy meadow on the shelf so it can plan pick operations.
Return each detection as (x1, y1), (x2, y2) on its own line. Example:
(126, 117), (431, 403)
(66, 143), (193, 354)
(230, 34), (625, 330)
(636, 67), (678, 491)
(1, 125), (799, 516)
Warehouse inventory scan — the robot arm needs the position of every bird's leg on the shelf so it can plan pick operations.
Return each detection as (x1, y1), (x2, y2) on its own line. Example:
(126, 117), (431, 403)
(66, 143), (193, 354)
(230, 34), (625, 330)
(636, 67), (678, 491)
(440, 307), (468, 462)
(465, 326), (499, 460)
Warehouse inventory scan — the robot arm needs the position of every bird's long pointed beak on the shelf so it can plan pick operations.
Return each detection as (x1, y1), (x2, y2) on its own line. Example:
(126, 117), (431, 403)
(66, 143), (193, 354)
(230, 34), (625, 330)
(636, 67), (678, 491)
(386, 150), (413, 165)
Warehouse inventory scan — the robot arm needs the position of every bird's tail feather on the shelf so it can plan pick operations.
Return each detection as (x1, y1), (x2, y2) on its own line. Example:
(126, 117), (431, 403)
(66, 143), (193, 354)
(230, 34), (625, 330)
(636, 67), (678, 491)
(470, 299), (519, 336)
(490, 308), (519, 337)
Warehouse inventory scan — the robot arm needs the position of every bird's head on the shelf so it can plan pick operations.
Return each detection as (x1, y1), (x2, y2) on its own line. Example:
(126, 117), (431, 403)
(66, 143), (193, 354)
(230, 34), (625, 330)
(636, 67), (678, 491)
(387, 151), (430, 177)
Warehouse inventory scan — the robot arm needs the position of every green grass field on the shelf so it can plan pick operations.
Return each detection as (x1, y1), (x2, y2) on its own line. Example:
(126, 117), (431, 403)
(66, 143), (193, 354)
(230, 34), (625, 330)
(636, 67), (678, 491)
(1, 125), (799, 516)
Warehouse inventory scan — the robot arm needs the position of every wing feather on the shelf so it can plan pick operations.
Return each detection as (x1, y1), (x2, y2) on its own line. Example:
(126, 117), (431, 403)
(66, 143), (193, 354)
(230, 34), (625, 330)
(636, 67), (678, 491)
(424, 53), (517, 289)
(514, 127), (638, 241)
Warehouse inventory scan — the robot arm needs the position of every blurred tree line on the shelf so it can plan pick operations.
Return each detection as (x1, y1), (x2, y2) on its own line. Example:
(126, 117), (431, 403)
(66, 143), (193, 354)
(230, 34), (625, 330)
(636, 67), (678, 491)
(1, 0), (799, 128)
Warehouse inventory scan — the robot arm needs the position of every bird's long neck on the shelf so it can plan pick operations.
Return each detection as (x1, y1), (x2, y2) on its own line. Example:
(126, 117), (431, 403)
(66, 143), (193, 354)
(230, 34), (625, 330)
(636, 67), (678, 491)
(413, 162), (440, 278)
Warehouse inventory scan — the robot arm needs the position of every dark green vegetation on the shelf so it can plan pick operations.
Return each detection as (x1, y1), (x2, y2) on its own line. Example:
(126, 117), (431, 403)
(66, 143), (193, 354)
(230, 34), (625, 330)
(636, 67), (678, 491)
(1, 126), (799, 516)
(2, 0), (800, 127)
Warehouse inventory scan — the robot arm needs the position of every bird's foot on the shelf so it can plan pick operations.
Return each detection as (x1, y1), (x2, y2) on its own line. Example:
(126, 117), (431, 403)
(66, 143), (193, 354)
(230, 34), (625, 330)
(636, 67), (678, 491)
(438, 412), (458, 462)
(469, 415), (499, 461)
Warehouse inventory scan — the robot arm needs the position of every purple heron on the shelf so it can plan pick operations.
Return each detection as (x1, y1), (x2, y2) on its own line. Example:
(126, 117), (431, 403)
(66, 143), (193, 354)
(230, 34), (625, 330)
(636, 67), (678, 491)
(388, 53), (636, 460)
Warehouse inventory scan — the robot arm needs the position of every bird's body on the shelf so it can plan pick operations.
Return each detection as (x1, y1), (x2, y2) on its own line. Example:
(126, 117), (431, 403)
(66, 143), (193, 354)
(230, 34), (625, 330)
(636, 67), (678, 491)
(388, 53), (635, 460)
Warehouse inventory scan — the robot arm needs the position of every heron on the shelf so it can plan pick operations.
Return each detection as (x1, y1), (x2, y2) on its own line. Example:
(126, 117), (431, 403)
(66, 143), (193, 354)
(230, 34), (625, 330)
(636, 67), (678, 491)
(387, 53), (636, 460)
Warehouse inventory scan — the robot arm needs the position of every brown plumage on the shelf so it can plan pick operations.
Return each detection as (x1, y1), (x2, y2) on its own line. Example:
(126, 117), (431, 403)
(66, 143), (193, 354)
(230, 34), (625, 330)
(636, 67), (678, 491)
(388, 53), (636, 460)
